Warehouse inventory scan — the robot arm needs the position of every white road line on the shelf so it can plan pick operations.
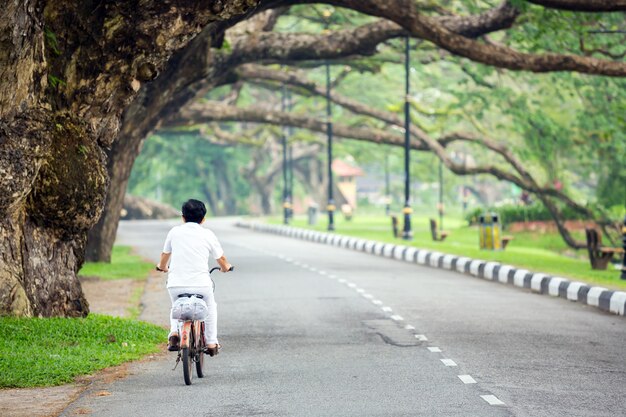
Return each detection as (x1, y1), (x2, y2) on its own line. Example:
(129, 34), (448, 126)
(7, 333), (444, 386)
(309, 267), (318, 272)
(415, 334), (428, 341)
(301, 264), (309, 268)
(285, 258), (293, 262)
(347, 283), (357, 288)
(338, 279), (347, 283)
(356, 289), (365, 294)
(441, 359), (457, 367)
(480, 395), (505, 405)
(404, 325), (415, 330)
(318, 271), (328, 276)
(427, 347), (442, 353)
(328, 275), (337, 279)
(362, 294), (374, 299)
(372, 300), (383, 306)
(381, 306), (393, 312)
(390, 315), (404, 321)
(458, 375), (477, 384)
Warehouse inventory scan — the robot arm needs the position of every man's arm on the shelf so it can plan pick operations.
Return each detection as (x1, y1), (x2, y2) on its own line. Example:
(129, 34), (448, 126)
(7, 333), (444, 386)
(216, 255), (232, 273)
(157, 252), (171, 272)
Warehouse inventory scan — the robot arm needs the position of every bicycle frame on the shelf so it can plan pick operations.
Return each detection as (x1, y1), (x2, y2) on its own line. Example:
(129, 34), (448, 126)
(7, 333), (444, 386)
(179, 319), (203, 350)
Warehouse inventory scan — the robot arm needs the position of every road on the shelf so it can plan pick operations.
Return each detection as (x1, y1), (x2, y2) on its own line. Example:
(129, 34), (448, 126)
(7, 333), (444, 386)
(62, 218), (626, 417)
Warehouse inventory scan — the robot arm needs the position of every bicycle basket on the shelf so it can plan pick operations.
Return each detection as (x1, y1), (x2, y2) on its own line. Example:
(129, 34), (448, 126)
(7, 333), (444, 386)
(171, 295), (209, 321)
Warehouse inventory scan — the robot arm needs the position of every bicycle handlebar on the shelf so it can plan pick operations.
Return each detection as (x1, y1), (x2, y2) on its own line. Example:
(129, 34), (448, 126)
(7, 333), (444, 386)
(210, 266), (234, 274)
(156, 266), (234, 273)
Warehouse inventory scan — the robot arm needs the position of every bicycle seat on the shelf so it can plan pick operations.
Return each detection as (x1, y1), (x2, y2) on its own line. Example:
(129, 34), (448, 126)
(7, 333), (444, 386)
(177, 293), (204, 299)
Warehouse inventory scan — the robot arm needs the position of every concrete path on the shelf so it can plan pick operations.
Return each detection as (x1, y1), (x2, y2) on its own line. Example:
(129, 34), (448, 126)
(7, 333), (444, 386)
(61, 218), (626, 417)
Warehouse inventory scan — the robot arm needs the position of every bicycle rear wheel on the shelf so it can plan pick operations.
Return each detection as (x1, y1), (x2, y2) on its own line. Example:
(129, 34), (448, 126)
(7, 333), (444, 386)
(196, 350), (205, 378)
(196, 322), (205, 378)
(182, 347), (193, 385)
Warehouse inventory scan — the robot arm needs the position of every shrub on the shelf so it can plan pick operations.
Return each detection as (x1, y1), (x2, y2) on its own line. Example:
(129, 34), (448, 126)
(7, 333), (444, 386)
(465, 202), (586, 226)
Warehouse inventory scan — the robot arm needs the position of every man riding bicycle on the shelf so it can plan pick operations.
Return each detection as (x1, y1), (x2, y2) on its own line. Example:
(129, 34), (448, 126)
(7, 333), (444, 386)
(156, 199), (232, 356)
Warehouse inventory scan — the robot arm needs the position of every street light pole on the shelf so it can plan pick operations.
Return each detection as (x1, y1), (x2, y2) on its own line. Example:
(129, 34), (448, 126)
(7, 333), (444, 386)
(325, 58), (335, 231)
(324, 10), (335, 231)
(281, 84), (290, 224)
(402, 35), (412, 240)
(438, 159), (444, 230)
(385, 153), (390, 216)
(286, 89), (294, 222)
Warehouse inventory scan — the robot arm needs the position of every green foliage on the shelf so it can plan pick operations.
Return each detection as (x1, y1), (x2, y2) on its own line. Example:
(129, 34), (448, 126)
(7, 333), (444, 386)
(79, 246), (153, 280)
(44, 27), (61, 56)
(47, 74), (66, 89)
(0, 314), (166, 388)
(128, 132), (252, 215)
(464, 203), (587, 226)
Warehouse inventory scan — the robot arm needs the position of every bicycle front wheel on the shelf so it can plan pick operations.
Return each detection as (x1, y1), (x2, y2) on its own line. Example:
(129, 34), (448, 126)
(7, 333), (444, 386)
(182, 347), (193, 385)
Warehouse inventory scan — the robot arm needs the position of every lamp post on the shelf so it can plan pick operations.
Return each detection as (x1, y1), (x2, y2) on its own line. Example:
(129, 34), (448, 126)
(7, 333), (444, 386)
(438, 159), (444, 230)
(385, 153), (391, 216)
(281, 84), (290, 224)
(620, 215), (626, 279)
(402, 35), (412, 240)
(324, 9), (335, 231)
(287, 89), (294, 221)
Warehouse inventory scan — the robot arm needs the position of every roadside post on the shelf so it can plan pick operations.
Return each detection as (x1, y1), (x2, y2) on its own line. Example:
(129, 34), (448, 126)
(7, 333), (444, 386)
(308, 204), (318, 226)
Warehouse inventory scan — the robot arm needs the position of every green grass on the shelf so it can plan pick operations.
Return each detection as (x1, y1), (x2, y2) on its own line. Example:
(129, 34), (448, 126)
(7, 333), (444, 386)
(79, 246), (154, 280)
(0, 314), (166, 388)
(269, 215), (626, 291)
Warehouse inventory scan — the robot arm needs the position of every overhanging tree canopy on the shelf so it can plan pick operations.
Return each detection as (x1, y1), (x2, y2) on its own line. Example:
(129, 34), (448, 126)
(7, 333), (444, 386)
(1, 0), (624, 317)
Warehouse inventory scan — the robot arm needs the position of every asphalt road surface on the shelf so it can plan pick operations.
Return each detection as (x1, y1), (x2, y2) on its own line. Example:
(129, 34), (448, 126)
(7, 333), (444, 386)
(62, 218), (626, 417)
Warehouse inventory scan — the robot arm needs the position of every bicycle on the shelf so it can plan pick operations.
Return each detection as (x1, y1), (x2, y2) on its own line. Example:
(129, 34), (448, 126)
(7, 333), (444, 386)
(170, 266), (233, 385)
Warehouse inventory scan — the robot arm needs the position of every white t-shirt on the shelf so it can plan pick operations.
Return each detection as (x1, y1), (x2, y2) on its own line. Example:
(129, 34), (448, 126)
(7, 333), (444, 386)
(163, 222), (225, 288)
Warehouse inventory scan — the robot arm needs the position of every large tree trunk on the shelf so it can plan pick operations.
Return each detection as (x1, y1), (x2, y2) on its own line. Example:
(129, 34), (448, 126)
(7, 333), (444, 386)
(0, 1), (260, 316)
(85, 132), (144, 262)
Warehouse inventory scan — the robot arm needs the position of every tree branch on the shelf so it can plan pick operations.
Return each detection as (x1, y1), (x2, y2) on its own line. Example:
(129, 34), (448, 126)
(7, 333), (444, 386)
(525, 0), (626, 12)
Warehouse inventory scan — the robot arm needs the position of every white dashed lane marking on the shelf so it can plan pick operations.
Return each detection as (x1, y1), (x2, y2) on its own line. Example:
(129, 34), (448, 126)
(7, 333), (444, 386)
(259, 251), (500, 408)
(480, 395), (505, 405)
(441, 359), (457, 367)
(458, 375), (477, 384)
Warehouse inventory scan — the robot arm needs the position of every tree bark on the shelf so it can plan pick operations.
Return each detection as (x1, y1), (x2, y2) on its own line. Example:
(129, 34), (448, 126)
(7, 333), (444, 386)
(86, 1), (531, 260)
(526, 0), (626, 12)
(0, 1), (261, 316)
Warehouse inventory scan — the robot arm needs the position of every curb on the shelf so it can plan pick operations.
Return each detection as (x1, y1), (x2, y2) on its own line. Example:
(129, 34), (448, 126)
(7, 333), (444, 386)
(236, 221), (626, 317)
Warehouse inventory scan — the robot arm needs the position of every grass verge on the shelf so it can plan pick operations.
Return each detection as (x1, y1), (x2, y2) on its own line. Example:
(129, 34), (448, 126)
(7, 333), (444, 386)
(0, 314), (166, 388)
(79, 246), (154, 280)
(268, 215), (626, 291)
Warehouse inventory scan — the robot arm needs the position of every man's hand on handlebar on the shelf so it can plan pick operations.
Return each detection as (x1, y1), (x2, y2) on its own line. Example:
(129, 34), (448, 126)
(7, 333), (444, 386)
(156, 264), (169, 273)
(216, 255), (233, 273)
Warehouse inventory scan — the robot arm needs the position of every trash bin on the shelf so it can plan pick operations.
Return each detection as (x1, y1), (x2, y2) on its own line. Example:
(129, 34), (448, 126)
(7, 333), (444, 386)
(307, 203), (318, 226)
(479, 212), (502, 250)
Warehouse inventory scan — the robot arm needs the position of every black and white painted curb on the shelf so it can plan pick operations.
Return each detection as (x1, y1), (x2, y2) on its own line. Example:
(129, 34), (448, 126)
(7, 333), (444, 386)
(236, 221), (626, 317)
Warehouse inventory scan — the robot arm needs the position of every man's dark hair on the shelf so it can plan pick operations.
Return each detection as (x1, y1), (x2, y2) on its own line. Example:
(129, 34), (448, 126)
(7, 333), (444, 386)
(182, 199), (207, 223)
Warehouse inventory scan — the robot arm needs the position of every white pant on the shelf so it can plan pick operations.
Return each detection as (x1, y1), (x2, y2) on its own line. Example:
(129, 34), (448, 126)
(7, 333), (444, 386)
(168, 286), (218, 345)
